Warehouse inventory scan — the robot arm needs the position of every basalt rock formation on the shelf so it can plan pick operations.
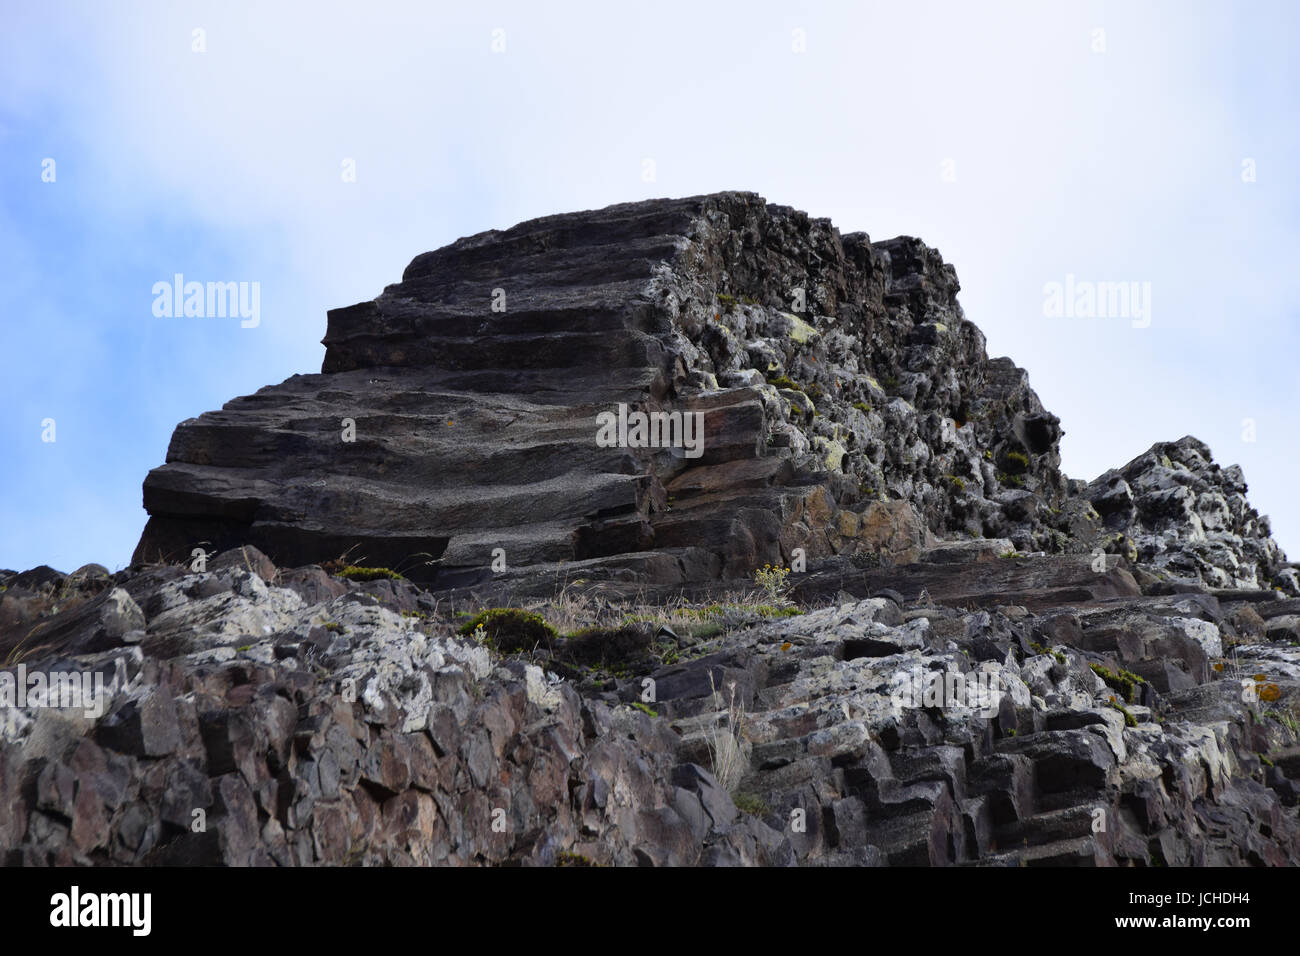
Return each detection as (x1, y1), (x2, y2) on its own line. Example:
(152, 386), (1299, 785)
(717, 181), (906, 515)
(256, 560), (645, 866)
(131, 192), (1297, 598)
(3, 193), (1299, 867)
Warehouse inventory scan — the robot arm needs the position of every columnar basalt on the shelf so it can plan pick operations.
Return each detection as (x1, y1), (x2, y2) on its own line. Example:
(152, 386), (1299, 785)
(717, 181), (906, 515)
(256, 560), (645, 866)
(3, 193), (1296, 868)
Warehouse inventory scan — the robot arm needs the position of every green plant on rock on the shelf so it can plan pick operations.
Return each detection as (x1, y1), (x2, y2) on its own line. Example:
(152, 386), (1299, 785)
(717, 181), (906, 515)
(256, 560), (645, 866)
(733, 792), (770, 816)
(853, 401), (872, 414)
(1107, 698), (1138, 728)
(1090, 662), (1146, 704)
(754, 564), (792, 605)
(337, 565), (404, 582)
(1003, 450), (1031, 474)
(459, 607), (558, 654)
(629, 701), (659, 718)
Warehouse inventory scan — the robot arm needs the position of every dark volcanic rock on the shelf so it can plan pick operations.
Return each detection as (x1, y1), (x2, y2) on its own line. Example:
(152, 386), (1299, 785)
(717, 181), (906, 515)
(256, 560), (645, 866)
(3, 193), (1297, 868)
(131, 193), (1140, 595)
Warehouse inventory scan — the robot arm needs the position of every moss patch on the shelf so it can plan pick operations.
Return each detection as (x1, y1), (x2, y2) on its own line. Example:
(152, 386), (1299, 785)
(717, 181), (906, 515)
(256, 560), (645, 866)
(459, 608), (558, 654)
(337, 565), (404, 582)
(1090, 662), (1146, 703)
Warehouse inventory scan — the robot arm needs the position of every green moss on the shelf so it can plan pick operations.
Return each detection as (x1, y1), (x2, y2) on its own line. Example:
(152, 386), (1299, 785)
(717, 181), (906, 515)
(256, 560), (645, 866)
(757, 605), (802, 618)
(1090, 662), (1146, 703)
(789, 403), (803, 416)
(555, 851), (596, 867)
(337, 565), (404, 582)
(1053, 651), (1067, 665)
(459, 607), (558, 654)
(766, 374), (798, 390)
(629, 701), (659, 717)
(1259, 753), (1275, 768)
(944, 474), (966, 493)
(1107, 699), (1138, 728)
(1003, 450), (1031, 474)
(236, 644), (253, 652)
(733, 792), (770, 816)
(852, 401), (872, 414)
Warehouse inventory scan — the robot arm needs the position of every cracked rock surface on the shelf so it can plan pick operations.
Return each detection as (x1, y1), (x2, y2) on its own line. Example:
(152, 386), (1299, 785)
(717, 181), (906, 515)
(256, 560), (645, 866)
(3, 194), (1298, 866)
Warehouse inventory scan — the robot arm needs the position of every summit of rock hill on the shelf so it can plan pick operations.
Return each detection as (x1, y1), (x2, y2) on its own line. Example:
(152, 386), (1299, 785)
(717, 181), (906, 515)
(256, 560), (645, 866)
(3, 193), (1299, 868)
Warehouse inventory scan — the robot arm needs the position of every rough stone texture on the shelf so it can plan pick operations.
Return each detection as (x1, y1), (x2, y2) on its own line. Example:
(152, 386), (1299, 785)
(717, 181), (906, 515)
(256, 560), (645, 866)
(1, 550), (1297, 867)
(132, 193), (1290, 595)
(3, 193), (1298, 867)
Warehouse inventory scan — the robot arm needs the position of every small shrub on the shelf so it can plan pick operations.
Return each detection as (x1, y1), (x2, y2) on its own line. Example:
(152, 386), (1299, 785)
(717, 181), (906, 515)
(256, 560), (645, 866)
(853, 401), (872, 414)
(459, 608), (558, 654)
(754, 564), (792, 604)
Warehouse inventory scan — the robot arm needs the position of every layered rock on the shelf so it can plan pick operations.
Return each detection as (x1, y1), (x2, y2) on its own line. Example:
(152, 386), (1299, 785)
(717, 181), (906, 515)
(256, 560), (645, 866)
(3, 192), (1298, 868)
(136, 192), (1199, 595)
(1, 546), (1297, 866)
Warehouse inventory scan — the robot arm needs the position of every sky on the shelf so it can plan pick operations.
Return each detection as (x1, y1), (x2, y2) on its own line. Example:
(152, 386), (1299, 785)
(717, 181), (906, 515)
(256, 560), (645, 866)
(2, 0), (1297, 572)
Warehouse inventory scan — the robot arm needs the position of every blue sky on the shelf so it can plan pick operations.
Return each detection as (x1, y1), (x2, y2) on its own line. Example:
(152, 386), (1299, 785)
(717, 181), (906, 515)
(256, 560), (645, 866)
(2, 0), (1297, 572)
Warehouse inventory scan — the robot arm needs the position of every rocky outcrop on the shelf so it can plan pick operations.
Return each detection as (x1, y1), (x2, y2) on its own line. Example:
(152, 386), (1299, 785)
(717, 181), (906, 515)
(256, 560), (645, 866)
(1, 545), (1297, 866)
(135, 192), (1223, 596)
(4, 193), (1298, 867)
(1085, 436), (1299, 594)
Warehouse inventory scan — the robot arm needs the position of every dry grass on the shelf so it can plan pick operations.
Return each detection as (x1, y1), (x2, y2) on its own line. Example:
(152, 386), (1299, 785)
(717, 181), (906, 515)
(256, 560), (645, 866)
(706, 670), (748, 792)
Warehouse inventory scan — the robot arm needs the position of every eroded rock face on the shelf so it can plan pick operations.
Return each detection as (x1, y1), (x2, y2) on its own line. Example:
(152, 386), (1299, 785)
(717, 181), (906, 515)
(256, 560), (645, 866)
(0, 546), (1297, 866)
(1087, 436), (1299, 594)
(4, 193), (1298, 867)
(132, 192), (1197, 595)
(129, 193), (1294, 598)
